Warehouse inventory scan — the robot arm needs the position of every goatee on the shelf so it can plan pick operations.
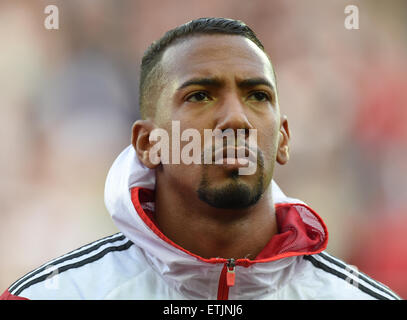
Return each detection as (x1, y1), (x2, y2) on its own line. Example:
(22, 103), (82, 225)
(197, 153), (265, 210)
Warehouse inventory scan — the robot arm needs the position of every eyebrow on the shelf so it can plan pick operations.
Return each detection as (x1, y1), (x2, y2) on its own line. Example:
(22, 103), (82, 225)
(177, 77), (275, 92)
(177, 77), (223, 90)
(237, 77), (274, 91)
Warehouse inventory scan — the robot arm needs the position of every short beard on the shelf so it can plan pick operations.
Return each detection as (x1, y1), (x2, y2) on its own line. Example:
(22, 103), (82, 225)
(197, 154), (265, 210)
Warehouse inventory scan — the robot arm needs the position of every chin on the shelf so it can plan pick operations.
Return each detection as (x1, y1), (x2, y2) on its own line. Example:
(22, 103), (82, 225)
(197, 173), (264, 210)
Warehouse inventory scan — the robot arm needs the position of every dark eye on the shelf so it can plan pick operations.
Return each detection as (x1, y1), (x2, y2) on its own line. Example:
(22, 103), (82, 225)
(248, 91), (270, 102)
(186, 91), (210, 102)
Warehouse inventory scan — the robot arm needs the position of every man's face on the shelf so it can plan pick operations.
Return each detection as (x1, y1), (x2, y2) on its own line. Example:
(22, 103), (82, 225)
(149, 34), (288, 209)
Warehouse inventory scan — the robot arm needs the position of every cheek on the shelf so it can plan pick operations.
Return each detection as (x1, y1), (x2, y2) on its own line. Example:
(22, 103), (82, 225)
(257, 125), (280, 168)
(161, 162), (204, 193)
(257, 134), (278, 188)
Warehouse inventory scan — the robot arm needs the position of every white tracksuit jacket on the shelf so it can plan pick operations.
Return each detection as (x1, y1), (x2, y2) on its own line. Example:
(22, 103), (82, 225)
(1, 146), (401, 300)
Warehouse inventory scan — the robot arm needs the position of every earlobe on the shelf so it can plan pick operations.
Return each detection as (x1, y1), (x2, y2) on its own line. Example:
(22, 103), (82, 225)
(276, 115), (290, 165)
(131, 120), (161, 169)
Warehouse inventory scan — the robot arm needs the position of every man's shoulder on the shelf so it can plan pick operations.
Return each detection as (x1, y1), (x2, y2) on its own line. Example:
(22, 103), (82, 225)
(1, 233), (146, 300)
(300, 251), (402, 300)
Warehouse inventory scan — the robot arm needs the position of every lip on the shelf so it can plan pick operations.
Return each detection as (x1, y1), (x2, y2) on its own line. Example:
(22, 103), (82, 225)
(213, 146), (257, 167)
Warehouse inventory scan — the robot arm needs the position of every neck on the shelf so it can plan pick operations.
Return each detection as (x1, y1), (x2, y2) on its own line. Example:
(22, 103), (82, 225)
(154, 175), (277, 260)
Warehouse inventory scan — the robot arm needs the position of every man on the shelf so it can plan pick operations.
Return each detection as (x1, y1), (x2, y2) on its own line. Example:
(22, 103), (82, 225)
(1, 17), (401, 300)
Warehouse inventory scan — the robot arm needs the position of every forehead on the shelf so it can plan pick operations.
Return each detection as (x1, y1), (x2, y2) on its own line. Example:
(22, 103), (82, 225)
(160, 34), (275, 86)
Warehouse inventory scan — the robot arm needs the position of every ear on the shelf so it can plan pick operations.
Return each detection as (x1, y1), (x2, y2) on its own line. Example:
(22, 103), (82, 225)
(131, 120), (161, 169)
(276, 115), (290, 165)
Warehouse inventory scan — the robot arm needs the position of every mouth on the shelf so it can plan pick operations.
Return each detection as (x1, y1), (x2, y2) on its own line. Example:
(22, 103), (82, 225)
(212, 145), (257, 169)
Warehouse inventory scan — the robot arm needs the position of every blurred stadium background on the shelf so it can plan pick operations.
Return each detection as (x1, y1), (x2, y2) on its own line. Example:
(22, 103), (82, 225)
(0, 0), (406, 298)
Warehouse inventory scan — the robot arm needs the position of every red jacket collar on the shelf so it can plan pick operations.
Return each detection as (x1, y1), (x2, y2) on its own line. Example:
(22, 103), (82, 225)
(131, 187), (328, 267)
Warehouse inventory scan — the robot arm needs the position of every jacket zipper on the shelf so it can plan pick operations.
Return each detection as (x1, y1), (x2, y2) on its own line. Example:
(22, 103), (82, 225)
(217, 258), (236, 300)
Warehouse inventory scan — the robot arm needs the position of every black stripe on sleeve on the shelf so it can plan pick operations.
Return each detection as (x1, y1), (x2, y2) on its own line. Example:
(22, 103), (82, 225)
(14, 240), (134, 296)
(303, 255), (391, 300)
(9, 233), (125, 294)
(318, 252), (401, 300)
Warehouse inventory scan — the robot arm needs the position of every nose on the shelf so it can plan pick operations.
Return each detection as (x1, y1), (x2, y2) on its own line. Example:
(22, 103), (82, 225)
(214, 94), (253, 136)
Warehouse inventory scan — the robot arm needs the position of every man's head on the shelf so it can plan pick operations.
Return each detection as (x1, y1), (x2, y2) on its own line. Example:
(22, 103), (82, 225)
(132, 17), (290, 210)
(139, 17), (273, 120)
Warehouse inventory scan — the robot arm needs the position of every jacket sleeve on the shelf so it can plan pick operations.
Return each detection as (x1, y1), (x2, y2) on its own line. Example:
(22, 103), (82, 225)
(0, 289), (29, 300)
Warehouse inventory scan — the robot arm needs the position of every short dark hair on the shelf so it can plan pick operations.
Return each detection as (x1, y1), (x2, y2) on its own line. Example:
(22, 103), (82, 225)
(139, 17), (267, 119)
